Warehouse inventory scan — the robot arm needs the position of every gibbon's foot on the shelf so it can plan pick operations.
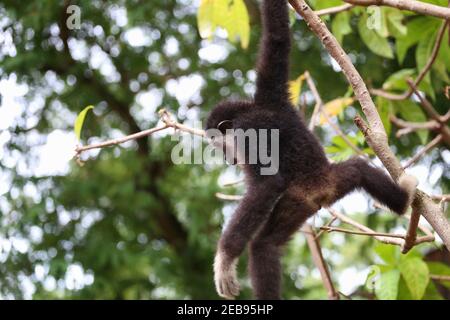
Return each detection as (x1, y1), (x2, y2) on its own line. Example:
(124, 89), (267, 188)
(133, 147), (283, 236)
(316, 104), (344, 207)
(214, 252), (240, 299)
(398, 173), (419, 213)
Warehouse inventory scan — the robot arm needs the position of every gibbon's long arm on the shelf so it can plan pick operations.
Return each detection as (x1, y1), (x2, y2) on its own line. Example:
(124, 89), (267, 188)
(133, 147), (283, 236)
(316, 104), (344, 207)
(254, 0), (291, 107)
(214, 174), (285, 299)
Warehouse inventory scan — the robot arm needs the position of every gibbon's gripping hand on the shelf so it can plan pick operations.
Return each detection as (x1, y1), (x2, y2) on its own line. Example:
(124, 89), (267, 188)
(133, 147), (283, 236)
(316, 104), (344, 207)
(214, 251), (240, 299)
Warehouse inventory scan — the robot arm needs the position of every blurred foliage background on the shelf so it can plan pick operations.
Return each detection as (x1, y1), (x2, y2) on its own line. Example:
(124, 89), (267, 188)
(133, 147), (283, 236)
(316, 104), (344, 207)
(0, 0), (449, 299)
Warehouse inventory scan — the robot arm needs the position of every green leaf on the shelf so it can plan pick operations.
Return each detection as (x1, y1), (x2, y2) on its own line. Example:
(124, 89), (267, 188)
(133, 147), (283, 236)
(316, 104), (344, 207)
(386, 9), (406, 38)
(399, 247), (423, 262)
(358, 13), (394, 59)
(427, 262), (450, 289)
(325, 132), (370, 161)
(309, 0), (343, 10)
(332, 11), (352, 45)
(374, 243), (399, 266)
(395, 17), (440, 64)
(392, 100), (429, 144)
(423, 281), (444, 300)
(427, 261), (450, 276)
(74, 105), (94, 141)
(397, 276), (414, 300)
(420, 0), (447, 6)
(197, 0), (215, 39)
(375, 269), (400, 300)
(373, 8), (389, 38)
(381, 68), (435, 100)
(376, 96), (392, 137)
(399, 257), (429, 300)
(382, 69), (415, 91)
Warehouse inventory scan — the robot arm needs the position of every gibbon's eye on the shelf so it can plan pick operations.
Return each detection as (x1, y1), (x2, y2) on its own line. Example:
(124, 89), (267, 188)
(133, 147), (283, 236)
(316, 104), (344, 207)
(217, 120), (233, 134)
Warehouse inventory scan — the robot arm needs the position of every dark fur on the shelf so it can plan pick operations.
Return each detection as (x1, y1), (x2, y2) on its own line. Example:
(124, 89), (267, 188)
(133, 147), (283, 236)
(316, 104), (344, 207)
(206, 0), (412, 300)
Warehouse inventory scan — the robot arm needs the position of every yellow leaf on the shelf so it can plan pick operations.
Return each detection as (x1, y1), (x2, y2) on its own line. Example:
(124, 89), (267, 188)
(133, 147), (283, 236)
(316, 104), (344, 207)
(320, 97), (354, 124)
(197, 0), (215, 39)
(288, 74), (305, 105)
(74, 105), (94, 141)
(197, 0), (250, 49)
(227, 0), (250, 49)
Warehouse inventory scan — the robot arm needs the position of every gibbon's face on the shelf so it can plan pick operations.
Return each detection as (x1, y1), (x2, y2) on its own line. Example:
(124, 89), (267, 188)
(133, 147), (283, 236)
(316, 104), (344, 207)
(205, 100), (250, 165)
(206, 117), (239, 165)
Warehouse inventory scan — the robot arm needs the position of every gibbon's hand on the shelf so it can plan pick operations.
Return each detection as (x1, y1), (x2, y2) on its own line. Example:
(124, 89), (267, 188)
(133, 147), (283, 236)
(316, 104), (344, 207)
(214, 252), (240, 299)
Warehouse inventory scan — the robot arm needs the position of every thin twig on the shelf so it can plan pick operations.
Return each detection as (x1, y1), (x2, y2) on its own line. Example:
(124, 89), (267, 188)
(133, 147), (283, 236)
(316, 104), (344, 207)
(315, 3), (354, 16)
(327, 208), (403, 246)
(159, 109), (206, 137)
(303, 224), (340, 300)
(327, 208), (435, 246)
(401, 205), (421, 254)
(74, 125), (169, 155)
(403, 134), (443, 169)
(221, 179), (245, 187)
(430, 274), (450, 281)
(431, 194), (450, 202)
(320, 226), (406, 239)
(390, 115), (440, 138)
(74, 109), (206, 158)
(305, 71), (323, 131)
(407, 82), (443, 122)
(315, 216), (338, 239)
(324, 111), (372, 160)
(406, 80), (450, 147)
(344, 0), (450, 19)
(215, 193), (243, 201)
(441, 110), (450, 123)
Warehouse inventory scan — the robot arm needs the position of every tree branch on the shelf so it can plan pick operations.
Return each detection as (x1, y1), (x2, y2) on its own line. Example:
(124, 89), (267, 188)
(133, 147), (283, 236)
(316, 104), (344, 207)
(407, 79), (450, 146)
(315, 3), (355, 16)
(390, 115), (440, 138)
(315, 216), (338, 239)
(326, 208), (435, 246)
(303, 224), (340, 300)
(320, 226), (406, 239)
(305, 71), (323, 131)
(215, 193), (244, 201)
(74, 109), (206, 158)
(401, 203), (421, 253)
(430, 274), (450, 281)
(403, 134), (443, 169)
(431, 194), (450, 202)
(344, 0), (450, 19)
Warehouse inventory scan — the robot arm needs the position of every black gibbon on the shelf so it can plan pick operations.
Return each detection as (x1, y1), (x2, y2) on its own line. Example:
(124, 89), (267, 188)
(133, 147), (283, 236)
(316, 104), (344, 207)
(205, 0), (417, 300)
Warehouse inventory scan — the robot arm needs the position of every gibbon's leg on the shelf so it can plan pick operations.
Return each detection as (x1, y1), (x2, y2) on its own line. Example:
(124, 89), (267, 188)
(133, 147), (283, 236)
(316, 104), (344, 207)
(330, 157), (417, 214)
(249, 195), (317, 300)
(214, 174), (286, 299)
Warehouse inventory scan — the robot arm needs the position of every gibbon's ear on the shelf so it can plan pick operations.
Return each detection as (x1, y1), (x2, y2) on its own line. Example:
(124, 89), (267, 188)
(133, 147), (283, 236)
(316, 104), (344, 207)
(217, 120), (233, 134)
